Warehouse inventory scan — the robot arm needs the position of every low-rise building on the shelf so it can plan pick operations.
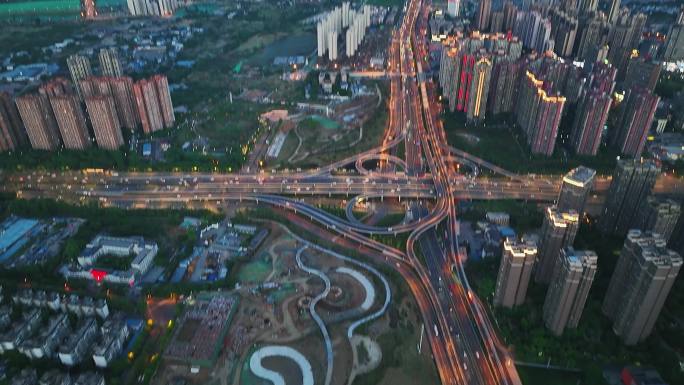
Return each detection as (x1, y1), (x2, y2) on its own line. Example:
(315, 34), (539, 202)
(59, 318), (98, 366)
(81, 297), (96, 317)
(62, 235), (158, 285)
(46, 292), (61, 311)
(19, 313), (69, 359)
(54, 294), (110, 318)
(39, 370), (72, 385)
(620, 366), (668, 385)
(93, 315), (130, 368)
(486, 212), (510, 226)
(73, 372), (105, 385)
(67, 294), (83, 315)
(230, 223), (258, 235)
(0, 308), (41, 352)
(95, 299), (110, 319)
(32, 290), (47, 307)
(78, 236), (157, 275)
(12, 288), (33, 306)
(0, 306), (11, 329)
(11, 368), (38, 385)
(208, 235), (244, 259)
(0, 217), (39, 262)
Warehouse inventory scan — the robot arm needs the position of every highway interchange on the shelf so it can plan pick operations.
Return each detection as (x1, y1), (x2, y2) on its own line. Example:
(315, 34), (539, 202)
(2, 0), (684, 384)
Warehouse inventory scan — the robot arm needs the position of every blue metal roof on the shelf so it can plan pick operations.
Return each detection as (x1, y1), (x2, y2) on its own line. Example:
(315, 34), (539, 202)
(0, 218), (38, 252)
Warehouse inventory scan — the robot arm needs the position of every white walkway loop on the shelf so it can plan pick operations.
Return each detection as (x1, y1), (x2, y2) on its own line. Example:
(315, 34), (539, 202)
(336, 267), (375, 311)
(296, 246), (334, 385)
(249, 345), (314, 385)
(288, 231), (391, 339)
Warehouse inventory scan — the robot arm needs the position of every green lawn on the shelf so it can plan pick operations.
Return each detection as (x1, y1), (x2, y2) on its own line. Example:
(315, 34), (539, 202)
(458, 200), (543, 232)
(275, 129), (300, 163)
(366, 0), (406, 6)
(656, 71), (684, 99)
(443, 111), (620, 175)
(95, 254), (135, 271)
(237, 253), (273, 283)
(309, 115), (341, 130)
(349, 273), (439, 385)
(239, 346), (262, 385)
(373, 212), (406, 227)
(516, 366), (583, 385)
(352, 323), (440, 385)
(273, 81), (388, 169)
(196, 100), (269, 150)
(268, 282), (296, 304)
(235, 32), (285, 53)
(0, 23), (84, 57)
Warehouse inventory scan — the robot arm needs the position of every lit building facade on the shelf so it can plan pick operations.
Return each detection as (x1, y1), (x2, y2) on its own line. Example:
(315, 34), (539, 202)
(516, 71), (566, 156)
(493, 238), (538, 308)
(610, 87), (659, 158)
(543, 248), (597, 335)
(15, 94), (61, 151)
(85, 95), (124, 151)
(535, 207), (579, 284)
(557, 166), (596, 215)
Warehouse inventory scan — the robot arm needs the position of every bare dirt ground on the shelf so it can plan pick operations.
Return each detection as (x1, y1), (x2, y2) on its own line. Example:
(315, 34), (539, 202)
(155, 224), (437, 385)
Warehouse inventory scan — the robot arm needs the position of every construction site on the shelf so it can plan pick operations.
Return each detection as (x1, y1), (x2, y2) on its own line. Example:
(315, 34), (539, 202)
(151, 220), (437, 385)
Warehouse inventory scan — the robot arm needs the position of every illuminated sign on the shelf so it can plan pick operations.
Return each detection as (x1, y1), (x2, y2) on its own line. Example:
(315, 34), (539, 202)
(90, 269), (108, 283)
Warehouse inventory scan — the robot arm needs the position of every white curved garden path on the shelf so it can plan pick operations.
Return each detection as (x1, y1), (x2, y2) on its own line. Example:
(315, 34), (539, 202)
(250, 224), (392, 385)
(249, 345), (314, 385)
(335, 267), (375, 311)
(296, 246), (334, 385)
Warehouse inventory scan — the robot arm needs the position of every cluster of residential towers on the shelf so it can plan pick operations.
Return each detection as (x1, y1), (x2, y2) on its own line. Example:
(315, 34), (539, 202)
(317, 2), (373, 61)
(438, 29), (659, 158)
(0, 50), (174, 153)
(493, 162), (682, 345)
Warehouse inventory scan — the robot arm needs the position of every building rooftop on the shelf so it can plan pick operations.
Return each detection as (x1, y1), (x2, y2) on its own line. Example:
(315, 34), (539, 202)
(503, 238), (537, 258)
(60, 318), (97, 354)
(644, 196), (681, 212)
(0, 217), (38, 252)
(92, 316), (127, 357)
(621, 366), (669, 385)
(564, 248), (598, 270)
(10, 368), (37, 385)
(39, 370), (70, 385)
(547, 207), (580, 227)
(563, 166), (596, 186)
(627, 230), (682, 266)
(617, 157), (660, 171)
(83, 235), (145, 256)
(73, 372), (104, 385)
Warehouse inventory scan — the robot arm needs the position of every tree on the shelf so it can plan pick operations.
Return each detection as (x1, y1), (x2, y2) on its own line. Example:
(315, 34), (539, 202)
(62, 239), (81, 261)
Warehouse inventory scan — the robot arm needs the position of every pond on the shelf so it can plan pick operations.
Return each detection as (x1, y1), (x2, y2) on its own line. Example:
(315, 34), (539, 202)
(249, 33), (316, 66)
(309, 115), (340, 130)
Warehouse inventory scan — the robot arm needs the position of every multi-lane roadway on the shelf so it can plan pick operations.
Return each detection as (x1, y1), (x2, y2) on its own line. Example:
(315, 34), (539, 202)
(6, 170), (684, 207)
